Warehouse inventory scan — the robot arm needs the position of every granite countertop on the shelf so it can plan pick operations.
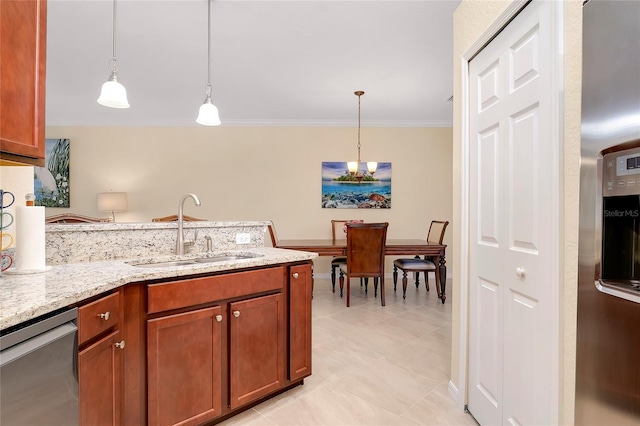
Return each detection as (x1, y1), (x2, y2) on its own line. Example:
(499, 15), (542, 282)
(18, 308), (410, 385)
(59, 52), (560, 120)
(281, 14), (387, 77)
(0, 247), (317, 331)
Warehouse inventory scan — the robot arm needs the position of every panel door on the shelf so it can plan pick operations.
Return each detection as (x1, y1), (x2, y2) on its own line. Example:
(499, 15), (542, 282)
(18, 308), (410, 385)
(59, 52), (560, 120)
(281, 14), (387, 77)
(289, 264), (313, 381)
(0, 0), (46, 162)
(467, 1), (557, 424)
(79, 329), (123, 426)
(229, 293), (285, 409)
(147, 307), (223, 426)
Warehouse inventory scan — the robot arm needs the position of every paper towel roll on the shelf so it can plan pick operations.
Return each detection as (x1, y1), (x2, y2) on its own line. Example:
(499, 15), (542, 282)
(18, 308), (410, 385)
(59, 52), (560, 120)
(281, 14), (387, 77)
(15, 206), (47, 271)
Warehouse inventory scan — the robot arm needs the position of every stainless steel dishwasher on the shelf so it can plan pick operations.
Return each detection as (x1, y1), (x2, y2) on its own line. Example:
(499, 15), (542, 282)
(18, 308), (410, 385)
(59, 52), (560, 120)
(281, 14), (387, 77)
(0, 308), (79, 425)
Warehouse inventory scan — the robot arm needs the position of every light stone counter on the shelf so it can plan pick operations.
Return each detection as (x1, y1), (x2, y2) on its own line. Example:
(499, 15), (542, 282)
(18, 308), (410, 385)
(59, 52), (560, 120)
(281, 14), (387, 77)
(1, 221), (317, 330)
(0, 247), (317, 330)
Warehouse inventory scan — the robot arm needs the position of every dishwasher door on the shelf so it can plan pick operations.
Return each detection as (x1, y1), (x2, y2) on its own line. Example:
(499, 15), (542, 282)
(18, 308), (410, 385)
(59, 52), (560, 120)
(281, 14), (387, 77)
(0, 308), (79, 426)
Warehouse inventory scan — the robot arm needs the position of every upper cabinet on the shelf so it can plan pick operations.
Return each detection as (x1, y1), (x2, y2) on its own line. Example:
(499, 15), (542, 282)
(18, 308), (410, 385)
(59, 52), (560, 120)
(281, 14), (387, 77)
(0, 0), (47, 166)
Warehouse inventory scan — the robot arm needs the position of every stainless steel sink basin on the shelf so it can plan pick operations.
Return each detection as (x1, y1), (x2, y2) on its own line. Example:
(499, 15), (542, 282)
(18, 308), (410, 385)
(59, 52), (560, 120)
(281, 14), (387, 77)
(133, 260), (197, 268)
(131, 254), (263, 268)
(194, 255), (257, 263)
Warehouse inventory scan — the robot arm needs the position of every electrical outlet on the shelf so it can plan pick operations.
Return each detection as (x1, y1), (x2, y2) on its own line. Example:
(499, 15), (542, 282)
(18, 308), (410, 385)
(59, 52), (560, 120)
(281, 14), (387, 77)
(236, 233), (251, 244)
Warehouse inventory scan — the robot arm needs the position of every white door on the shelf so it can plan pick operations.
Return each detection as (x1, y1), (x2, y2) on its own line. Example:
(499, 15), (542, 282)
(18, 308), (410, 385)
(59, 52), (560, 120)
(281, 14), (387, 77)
(467, 1), (558, 424)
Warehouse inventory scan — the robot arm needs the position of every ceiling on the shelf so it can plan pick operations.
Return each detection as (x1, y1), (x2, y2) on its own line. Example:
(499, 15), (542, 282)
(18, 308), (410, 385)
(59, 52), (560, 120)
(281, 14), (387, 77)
(45, 0), (460, 127)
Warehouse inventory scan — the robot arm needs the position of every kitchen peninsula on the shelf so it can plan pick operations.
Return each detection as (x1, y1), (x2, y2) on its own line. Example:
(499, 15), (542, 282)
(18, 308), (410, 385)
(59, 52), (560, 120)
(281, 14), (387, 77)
(1, 221), (317, 425)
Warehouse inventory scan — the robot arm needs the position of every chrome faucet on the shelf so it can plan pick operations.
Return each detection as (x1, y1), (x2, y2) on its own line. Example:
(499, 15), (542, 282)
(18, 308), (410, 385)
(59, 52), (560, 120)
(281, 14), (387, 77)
(175, 193), (201, 255)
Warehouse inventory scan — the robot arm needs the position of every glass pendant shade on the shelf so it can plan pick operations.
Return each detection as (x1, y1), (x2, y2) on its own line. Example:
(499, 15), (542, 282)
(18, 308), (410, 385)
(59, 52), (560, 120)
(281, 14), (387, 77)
(367, 161), (378, 174)
(97, 72), (129, 108)
(196, 97), (221, 126)
(347, 161), (359, 174)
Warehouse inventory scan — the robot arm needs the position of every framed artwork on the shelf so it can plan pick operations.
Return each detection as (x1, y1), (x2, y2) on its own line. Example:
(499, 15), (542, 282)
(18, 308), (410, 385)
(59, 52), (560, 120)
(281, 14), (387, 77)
(34, 138), (70, 207)
(321, 162), (391, 208)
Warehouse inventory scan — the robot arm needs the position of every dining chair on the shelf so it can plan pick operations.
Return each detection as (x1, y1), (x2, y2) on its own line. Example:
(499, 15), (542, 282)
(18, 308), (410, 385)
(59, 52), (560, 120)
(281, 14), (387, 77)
(329, 219), (363, 292)
(151, 214), (206, 222)
(331, 219), (347, 293)
(339, 222), (389, 307)
(45, 213), (113, 223)
(267, 222), (279, 247)
(392, 220), (449, 299)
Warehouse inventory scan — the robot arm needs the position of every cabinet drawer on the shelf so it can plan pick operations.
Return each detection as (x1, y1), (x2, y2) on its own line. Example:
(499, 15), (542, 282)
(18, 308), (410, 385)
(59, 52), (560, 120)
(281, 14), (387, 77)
(148, 267), (285, 314)
(78, 292), (120, 345)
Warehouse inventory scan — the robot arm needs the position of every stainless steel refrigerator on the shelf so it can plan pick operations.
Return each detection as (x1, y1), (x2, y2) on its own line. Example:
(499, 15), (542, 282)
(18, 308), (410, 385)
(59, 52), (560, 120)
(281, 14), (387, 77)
(577, 0), (640, 424)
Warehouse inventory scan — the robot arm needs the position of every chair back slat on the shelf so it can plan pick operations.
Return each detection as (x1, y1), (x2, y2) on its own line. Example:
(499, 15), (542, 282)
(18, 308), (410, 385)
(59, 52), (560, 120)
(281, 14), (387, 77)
(427, 220), (449, 244)
(267, 222), (278, 247)
(346, 222), (388, 276)
(331, 219), (363, 242)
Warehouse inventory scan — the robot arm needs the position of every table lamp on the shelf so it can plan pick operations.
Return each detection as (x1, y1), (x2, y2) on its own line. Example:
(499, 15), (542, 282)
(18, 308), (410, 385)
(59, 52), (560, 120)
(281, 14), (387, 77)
(97, 192), (128, 222)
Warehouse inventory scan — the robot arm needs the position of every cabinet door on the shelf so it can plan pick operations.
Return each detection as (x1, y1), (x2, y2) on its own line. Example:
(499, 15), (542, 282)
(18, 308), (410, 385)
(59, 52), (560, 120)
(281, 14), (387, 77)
(0, 0), (46, 163)
(147, 307), (223, 426)
(79, 329), (123, 426)
(289, 264), (312, 381)
(229, 293), (285, 409)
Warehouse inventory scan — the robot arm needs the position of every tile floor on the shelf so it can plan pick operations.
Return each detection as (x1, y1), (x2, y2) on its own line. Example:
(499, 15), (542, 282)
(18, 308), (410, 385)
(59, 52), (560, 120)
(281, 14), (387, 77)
(219, 276), (477, 426)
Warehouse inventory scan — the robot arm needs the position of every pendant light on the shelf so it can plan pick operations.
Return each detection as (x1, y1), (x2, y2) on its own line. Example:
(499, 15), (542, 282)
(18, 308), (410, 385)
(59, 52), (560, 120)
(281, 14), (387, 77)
(347, 91), (377, 182)
(196, 0), (221, 126)
(97, 0), (130, 108)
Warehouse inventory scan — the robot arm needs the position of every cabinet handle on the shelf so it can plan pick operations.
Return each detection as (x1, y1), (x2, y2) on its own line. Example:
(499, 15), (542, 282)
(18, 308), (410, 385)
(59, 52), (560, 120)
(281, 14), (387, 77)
(215, 315), (223, 322)
(98, 312), (110, 321)
(233, 311), (240, 318)
(516, 267), (526, 278)
(115, 340), (125, 349)
(292, 273), (299, 279)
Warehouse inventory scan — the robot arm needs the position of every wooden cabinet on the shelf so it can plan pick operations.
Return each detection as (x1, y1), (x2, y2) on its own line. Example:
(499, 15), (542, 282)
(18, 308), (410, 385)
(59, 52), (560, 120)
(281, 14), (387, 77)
(77, 290), (124, 426)
(145, 267), (287, 426)
(147, 307), (223, 426)
(119, 261), (313, 425)
(289, 264), (313, 381)
(0, 0), (47, 166)
(229, 293), (285, 409)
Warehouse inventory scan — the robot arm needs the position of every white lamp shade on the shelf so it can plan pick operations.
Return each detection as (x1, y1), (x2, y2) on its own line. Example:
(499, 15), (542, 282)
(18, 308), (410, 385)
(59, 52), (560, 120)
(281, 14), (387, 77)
(347, 161), (359, 174)
(97, 192), (128, 212)
(196, 101), (221, 126)
(97, 78), (130, 108)
(367, 161), (378, 174)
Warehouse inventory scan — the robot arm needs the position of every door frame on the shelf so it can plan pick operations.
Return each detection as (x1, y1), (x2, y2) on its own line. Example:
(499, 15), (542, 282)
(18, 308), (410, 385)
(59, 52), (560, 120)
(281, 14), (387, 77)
(455, 1), (564, 423)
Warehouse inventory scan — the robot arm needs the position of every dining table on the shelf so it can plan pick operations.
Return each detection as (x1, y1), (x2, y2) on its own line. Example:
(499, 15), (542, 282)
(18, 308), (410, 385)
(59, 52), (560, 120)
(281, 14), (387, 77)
(275, 238), (448, 303)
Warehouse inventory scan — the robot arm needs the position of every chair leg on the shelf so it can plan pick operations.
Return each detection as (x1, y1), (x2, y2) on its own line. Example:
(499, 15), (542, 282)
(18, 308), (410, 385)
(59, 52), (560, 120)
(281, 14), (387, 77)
(364, 278), (368, 294)
(331, 265), (336, 293)
(401, 271), (409, 299)
(414, 271), (420, 288)
(346, 274), (351, 307)
(425, 271), (430, 291)
(393, 265), (398, 292)
(380, 275), (385, 306)
(434, 265), (442, 300)
(339, 270), (345, 297)
(373, 277), (378, 297)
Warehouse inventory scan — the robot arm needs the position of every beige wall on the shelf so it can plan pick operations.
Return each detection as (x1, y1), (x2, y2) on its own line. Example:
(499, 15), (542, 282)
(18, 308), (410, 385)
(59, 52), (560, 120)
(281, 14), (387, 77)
(44, 125), (453, 274)
(452, 1), (582, 424)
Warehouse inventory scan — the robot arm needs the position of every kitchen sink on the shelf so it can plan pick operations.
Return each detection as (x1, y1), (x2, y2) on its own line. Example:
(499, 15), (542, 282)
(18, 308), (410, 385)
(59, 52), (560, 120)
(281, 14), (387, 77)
(133, 260), (197, 268)
(194, 255), (257, 263)
(131, 254), (263, 268)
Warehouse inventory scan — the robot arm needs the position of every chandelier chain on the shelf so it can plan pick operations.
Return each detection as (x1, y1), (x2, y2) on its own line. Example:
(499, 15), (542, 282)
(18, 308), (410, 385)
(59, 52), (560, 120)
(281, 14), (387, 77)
(357, 91), (362, 163)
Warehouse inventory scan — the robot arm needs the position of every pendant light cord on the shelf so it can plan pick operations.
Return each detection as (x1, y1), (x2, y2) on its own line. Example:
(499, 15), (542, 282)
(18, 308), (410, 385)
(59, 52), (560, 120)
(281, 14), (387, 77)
(206, 0), (212, 93)
(110, 0), (119, 72)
